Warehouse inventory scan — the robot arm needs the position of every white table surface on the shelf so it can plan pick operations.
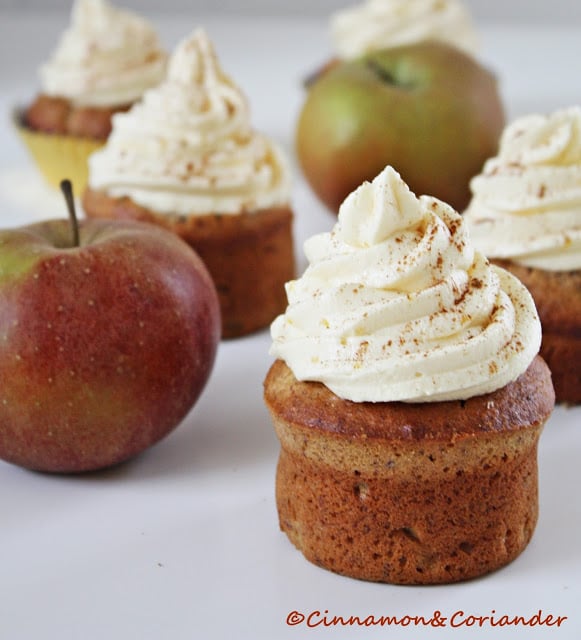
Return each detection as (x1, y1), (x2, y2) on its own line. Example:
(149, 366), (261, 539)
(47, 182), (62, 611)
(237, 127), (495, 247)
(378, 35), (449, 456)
(0, 11), (580, 640)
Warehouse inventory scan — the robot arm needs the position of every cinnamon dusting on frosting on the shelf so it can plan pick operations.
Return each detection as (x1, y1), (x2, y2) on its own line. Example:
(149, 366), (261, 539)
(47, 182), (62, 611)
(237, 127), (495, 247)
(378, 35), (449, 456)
(270, 166), (541, 403)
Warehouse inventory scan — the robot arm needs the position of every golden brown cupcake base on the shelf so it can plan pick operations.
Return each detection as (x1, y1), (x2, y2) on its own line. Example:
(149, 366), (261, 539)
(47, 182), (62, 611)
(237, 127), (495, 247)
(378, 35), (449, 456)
(494, 259), (581, 405)
(25, 94), (131, 140)
(83, 189), (295, 339)
(13, 107), (105, 191)
(264, 357), (554, 585)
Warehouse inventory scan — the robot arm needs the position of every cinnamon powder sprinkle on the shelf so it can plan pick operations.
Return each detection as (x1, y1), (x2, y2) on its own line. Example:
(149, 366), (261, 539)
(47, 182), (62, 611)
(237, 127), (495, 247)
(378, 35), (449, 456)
(538, 184), (547, 198)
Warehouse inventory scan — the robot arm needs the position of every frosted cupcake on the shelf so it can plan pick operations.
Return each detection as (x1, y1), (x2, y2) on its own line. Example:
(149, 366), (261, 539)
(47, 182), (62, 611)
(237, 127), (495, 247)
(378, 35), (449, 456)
(465, 106), (581, 404)
(83, 29), (295, 339)
(307, 0), (479, 82)
(264, 166), (554, 584)
(331, 0), (479, 61)
(16, 0), (166, 190)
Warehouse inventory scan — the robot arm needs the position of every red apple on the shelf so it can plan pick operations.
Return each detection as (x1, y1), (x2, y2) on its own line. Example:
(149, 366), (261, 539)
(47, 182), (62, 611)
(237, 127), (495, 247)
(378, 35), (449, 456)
(296, 41), (505, 213)
(0, 182), (220, 473)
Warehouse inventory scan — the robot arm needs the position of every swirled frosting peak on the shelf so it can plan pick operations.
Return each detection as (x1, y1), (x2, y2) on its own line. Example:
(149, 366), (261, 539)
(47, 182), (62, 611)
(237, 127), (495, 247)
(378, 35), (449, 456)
(270, 166), (541, 403)
(40, 0), (167, 107)
(88, 28), (290, 215)
(465, 106), (581, 271)
(330, 0), (479, 60)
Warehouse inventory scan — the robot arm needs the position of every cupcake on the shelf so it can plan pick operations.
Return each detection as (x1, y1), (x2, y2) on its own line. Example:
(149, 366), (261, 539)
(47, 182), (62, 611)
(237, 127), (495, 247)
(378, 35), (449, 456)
(264, 166), (554, 585)
(306, 0), (479, 84)
(464, 106), (581, 404)
(331, 0), (479, 61)
(83, 29), (294, 339)
(16, 0), (167, 191)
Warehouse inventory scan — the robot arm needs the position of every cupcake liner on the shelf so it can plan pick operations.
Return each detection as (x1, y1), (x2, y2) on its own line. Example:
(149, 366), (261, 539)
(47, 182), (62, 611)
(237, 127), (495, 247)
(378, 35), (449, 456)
(12, 107), (103, 193)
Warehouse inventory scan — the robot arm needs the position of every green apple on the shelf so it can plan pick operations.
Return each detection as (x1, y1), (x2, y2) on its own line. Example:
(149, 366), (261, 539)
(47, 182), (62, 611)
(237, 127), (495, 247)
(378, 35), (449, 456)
(296, 41), (505, 213)
(0, 182), (220, 473)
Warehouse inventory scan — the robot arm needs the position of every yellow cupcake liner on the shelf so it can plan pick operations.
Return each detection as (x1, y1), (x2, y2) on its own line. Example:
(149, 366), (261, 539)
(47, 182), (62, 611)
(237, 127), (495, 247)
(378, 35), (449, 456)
(12, 108), (104, 194)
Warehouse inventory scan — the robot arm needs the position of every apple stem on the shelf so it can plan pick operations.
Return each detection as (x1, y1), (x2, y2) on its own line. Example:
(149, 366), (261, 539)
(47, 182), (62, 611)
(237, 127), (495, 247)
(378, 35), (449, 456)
(60, 179), (80, 248)
(366, 59), (396, 85)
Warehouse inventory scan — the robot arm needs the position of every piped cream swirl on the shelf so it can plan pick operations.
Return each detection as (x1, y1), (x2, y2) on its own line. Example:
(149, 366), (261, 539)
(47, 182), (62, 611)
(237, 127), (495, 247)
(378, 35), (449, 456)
(88, 28), (290, 215)
(330, 0), (479, 60)
(270, 167), (541, 403)
(40, 0), (166, 108)
(465, 106), (581, 271)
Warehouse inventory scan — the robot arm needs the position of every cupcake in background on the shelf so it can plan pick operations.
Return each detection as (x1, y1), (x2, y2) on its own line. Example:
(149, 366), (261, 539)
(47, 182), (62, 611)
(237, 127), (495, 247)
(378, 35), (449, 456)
(83, 29), (295, 339)
(265, 165), (554, 584)
(464, 106), (581, 405)
(331, 0), (479, 61)
(307, 0), (479, 82)
(15, 0), (167, 191)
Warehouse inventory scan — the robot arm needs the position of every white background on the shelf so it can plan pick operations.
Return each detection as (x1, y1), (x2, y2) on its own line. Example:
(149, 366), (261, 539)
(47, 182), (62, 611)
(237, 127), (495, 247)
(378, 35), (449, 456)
(0, 0), (581, 22)
(0, 4), (580, 640)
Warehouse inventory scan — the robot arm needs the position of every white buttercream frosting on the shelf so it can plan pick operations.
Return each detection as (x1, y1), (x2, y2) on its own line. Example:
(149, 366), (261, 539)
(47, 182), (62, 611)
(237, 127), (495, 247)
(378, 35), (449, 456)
(40, 0), (166, 108)
(330, 0), (479, 60)
(465, 106), (581, 271)
(270, 166), (541, 403)
(88, 28), (290, 215)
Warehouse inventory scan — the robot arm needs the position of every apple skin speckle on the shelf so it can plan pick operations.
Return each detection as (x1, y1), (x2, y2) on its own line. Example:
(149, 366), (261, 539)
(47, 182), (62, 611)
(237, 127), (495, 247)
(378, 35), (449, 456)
(0, 218), (220, 473)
